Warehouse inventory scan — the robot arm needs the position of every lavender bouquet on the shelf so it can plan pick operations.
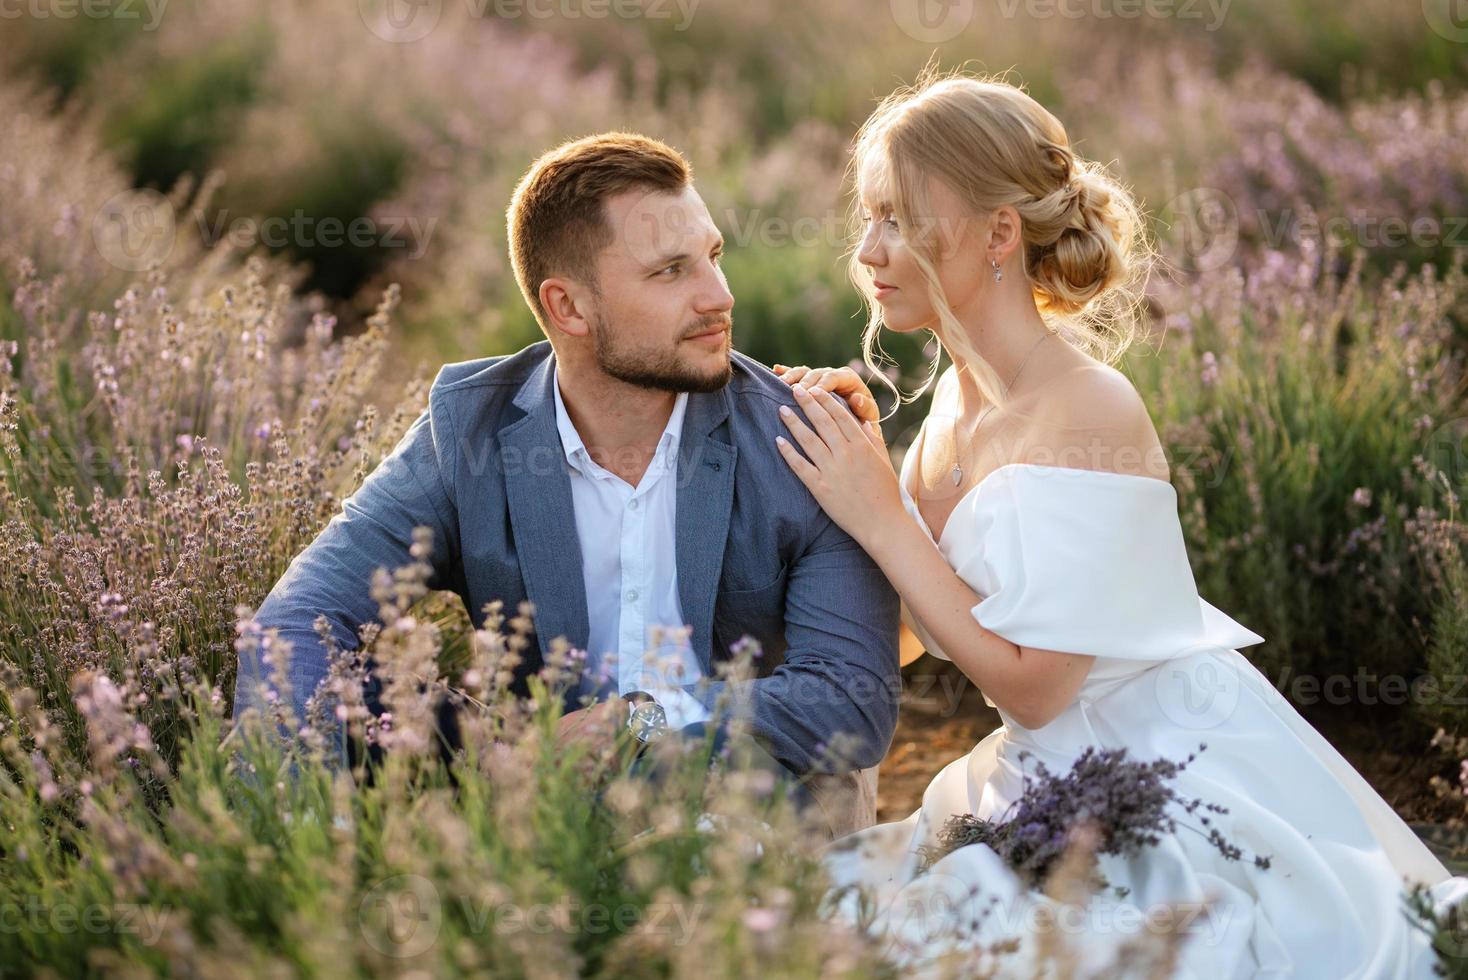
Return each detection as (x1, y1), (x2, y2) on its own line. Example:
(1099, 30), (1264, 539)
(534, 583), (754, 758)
(918, 744), (1272, 896)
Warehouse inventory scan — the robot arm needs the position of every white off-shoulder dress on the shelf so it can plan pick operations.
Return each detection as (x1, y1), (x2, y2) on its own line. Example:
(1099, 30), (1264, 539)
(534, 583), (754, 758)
(821, 446), (1468, 978)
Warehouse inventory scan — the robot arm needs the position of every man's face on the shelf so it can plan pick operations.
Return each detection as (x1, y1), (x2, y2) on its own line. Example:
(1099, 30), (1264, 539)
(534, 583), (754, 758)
(586, 185), (735, 393)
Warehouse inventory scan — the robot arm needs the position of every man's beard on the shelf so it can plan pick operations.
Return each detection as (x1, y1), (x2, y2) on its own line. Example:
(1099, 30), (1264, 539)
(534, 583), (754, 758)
(592, 312), (733, 394)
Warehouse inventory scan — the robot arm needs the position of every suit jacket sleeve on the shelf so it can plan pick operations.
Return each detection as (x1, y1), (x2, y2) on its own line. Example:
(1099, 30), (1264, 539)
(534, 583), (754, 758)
(230, 393), (461, 754)
(682, 515), (901, 775)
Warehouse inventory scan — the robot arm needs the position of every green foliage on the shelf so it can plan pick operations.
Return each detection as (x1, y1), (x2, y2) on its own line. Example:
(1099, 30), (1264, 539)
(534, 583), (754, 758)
(100, 33), (269, 194)
(0, 9), (151, 99)
(0, 580), (882, 977)
(1214, 0), (1468, 98)
(1405, 879), (1468, 978)
(1133, 253), (1467, 688)
(1423, 537), (1468, 736)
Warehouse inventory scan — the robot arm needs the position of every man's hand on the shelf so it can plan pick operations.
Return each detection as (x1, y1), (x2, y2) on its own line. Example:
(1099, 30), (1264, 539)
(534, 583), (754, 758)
(554, 697), (630, 754)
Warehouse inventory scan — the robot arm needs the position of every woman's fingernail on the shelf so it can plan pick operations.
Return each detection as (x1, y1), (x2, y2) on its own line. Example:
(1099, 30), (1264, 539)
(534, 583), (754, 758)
(779, 406), (792, 417)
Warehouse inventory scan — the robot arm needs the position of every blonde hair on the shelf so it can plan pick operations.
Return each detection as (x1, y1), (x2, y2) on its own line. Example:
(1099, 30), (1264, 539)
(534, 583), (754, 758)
(848, 69), (1153, 415)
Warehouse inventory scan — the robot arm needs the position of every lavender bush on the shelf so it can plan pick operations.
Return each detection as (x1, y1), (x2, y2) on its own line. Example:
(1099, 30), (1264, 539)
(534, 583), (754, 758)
(1406, 879), (1468, 980)
(0, 558), (892, 976)
(1057, 47), (1468, 278)
(3, 3), (1468, 974)
(0, 246), (427, 771)
(1131, 246), (1467, 687)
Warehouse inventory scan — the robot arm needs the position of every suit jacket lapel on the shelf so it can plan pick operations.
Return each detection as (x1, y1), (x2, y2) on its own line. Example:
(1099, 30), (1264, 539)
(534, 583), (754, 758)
(501, 355), (590, 664)
(676, 386), (736, 677)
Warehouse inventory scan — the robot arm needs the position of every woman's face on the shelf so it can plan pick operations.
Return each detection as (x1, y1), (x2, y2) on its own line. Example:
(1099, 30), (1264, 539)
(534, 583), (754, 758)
(856, 170), (990, 333)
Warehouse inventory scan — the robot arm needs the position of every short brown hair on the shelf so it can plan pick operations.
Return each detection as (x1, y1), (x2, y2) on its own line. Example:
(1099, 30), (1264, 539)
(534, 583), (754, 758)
(507, 132), (693, 330)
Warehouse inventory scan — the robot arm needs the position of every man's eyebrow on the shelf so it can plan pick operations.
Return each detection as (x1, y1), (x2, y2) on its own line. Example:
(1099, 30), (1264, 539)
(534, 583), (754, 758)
(648, 249), (691, 268)
(646, 232), (723, 269)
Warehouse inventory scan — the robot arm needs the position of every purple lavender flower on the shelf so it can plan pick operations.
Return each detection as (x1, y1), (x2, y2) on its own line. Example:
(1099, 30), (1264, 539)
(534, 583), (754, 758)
(920, 744), (1272, 889)
(1200, 351), (1220, 387)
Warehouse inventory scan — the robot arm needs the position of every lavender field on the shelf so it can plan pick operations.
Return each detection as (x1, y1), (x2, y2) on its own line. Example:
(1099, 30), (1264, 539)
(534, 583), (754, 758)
(3, 1), (1468, 975)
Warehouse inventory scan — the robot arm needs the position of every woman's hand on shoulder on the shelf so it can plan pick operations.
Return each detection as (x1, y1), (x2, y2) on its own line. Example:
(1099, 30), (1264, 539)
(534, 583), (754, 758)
(772, 383), (904, 554)
(772, 363), (880, 424)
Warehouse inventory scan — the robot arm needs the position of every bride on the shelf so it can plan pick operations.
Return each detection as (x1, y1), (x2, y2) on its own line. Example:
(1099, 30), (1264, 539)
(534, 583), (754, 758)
(770, 71), (1468, 977)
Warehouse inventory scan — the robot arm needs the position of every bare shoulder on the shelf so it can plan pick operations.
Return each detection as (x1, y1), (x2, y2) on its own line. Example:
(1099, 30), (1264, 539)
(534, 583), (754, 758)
(1024, 361), (1170, 482)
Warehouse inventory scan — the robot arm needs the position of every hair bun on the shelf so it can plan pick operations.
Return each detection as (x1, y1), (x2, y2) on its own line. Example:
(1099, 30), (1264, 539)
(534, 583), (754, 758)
(1024, 165), (1139, 318)
(1058, 177), (1090, 232)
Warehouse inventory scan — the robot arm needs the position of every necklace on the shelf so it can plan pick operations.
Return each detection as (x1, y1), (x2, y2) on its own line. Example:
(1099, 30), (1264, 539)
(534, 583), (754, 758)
(951, 330), (1052, 487)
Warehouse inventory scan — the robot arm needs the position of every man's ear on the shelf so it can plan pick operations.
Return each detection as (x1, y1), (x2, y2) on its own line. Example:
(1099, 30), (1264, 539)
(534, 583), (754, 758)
(539, 277), (593, 340)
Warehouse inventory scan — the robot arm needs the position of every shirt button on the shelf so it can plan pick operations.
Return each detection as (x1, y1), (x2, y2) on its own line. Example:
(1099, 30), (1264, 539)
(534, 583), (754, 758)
(628, 499), (639, 510)
(625, 589), (639, 603)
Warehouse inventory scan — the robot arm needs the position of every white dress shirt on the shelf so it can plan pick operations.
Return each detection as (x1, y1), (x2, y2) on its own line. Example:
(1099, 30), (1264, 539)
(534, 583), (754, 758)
(551, 365), (710, 729)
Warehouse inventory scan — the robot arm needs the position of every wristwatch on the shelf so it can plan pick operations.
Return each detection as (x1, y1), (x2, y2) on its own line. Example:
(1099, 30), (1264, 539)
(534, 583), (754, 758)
(622, 691), (669, 748)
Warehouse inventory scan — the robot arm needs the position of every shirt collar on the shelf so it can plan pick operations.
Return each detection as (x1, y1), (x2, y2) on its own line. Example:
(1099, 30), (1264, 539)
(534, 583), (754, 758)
(551, 362), (689, 474)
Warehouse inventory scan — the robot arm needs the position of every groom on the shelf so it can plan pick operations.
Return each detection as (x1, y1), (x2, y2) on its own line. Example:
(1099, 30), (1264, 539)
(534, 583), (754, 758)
(231, 132), (901, 837)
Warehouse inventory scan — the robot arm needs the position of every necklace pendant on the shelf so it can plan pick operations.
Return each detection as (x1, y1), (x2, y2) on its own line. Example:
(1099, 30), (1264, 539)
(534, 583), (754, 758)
(951, 463), (963, 486)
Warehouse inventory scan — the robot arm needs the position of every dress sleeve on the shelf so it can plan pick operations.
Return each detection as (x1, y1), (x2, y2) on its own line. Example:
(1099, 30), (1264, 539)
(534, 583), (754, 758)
(942, 465), (1265, 663)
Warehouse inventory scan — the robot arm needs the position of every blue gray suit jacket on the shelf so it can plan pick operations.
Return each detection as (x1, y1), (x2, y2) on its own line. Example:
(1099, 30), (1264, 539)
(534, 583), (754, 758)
(232, 340), (901, 775)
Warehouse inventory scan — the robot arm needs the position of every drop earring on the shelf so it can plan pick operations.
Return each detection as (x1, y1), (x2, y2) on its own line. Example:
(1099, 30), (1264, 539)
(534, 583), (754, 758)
(991, 259), (1003, 283)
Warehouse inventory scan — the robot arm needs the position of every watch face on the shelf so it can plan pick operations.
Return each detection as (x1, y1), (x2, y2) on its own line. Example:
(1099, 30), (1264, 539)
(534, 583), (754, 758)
(628, 702), (668, 742)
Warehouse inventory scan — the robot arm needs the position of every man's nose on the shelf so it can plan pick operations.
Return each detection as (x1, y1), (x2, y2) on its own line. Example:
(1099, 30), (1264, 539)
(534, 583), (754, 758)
(696, 265), (735, 314)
